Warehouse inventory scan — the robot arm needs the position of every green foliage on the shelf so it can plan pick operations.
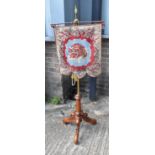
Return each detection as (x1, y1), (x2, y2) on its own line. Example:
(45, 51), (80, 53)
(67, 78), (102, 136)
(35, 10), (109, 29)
(48, 96), (61, 105)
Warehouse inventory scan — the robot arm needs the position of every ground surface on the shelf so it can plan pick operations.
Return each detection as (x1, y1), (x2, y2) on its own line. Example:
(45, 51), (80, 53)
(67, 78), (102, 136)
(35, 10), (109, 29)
(45, 96), (109, 155)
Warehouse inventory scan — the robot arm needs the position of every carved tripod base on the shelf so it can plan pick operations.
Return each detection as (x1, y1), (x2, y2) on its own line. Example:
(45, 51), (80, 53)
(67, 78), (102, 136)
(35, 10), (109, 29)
(63, 94), (97, 144)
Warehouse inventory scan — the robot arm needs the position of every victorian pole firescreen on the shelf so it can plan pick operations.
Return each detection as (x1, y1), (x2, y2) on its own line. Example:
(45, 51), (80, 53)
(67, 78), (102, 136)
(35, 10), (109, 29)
(51, 5), (103, 144)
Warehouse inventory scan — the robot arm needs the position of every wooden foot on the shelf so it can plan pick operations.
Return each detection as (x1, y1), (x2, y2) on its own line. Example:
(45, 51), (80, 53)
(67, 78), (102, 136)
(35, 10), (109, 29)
(74, 118), (81, 144)
(81, 112), (97, 125)
(82, 116), (97, 125)
(63, 115), (76, 124)
(74, 132), (78, 144)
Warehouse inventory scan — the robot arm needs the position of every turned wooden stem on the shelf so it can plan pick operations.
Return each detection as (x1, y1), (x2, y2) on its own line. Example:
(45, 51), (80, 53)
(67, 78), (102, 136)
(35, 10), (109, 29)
(75, 96), (81, 113)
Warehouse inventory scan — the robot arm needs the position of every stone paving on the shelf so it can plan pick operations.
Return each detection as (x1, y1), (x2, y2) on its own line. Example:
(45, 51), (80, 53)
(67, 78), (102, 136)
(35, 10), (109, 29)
(45, 96), (109, 155)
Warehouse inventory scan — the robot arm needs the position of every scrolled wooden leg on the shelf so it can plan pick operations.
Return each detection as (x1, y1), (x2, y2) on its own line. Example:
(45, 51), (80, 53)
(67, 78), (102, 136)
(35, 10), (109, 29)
(74, 117), (81, 144)
(82, 113), (97, 125)
(63, 116), (76, 124)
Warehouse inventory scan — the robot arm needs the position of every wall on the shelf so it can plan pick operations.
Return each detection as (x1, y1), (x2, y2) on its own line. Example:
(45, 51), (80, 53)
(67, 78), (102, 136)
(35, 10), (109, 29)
(45, 42), (62, 99)
(102, 0), (109, 36)
(45, 0), (65, 41)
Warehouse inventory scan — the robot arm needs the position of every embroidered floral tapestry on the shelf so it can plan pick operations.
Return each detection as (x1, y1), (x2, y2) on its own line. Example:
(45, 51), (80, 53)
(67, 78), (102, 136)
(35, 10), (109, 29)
(54, 24), (102, 79)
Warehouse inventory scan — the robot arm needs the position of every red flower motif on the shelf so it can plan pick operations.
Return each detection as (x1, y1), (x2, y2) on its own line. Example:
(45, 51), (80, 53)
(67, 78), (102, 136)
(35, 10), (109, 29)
(69, 44), (87, 59)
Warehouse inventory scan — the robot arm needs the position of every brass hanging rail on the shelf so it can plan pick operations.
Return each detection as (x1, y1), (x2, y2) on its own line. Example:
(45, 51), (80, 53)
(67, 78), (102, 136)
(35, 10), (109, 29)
(51, 20), (104, 28)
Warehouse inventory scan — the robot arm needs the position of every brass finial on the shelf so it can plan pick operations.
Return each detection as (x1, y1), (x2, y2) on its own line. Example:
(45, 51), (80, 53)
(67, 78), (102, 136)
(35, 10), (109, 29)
(74, 4), (78, 19)
(73, 3), (79, 25)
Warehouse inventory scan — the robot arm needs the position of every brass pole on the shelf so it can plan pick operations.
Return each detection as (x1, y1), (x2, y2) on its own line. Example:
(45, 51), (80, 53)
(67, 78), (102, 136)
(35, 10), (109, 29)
(71, 73), (80, 95)
(73, 2), (80, 96)
(77, 77), (80, 96)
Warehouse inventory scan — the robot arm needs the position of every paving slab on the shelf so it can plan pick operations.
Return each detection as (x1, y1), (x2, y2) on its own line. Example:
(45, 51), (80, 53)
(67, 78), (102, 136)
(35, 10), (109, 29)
(45, 96), (109, 155)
